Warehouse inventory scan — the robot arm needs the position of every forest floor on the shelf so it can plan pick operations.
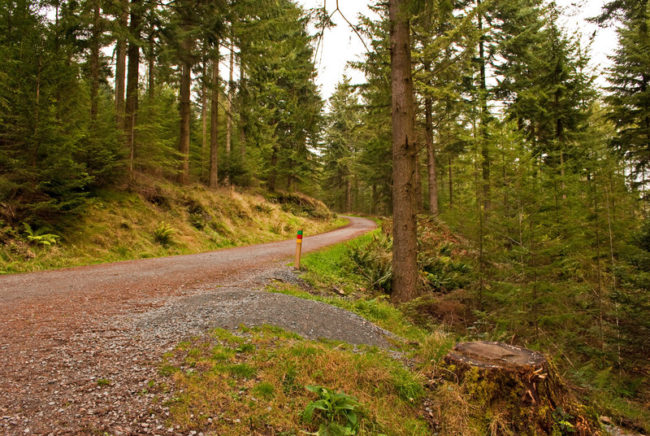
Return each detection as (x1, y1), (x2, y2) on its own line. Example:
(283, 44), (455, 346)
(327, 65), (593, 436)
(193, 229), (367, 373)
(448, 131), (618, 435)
(0, 217), (378, 434)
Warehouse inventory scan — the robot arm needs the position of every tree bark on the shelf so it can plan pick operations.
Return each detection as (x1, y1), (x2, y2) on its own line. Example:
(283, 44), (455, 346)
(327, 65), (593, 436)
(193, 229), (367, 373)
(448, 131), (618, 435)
(178, 61), (191, 184)
(147, 30), (155, 100)
(415, 152), (422, 212)
(389, 0), (419, 303)
(201, 59), (207, 180)
(346, 178), (352, 212)
(448, 156), (453, 208)
(269, 144), (278, 192)
(478, 0), (490, 209)
(115, 0), (127, 128)
(445, 342), (598, 434)
(209, 52), (219, 189)
(424, 93), (438, 215)
(89, 0), (101, 121)
(225, 38), (234, 185)
(124, 0), (141, 180)
(239, 56), (246, 161)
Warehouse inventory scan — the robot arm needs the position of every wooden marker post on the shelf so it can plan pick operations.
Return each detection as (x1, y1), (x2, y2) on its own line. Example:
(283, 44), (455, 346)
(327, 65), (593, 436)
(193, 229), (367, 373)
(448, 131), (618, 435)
(295, 230), (303, 269)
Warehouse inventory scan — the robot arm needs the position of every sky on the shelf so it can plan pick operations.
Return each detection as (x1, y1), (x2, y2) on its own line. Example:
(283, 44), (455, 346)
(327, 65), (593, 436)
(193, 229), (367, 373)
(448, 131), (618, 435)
(295, 0), (619, 100)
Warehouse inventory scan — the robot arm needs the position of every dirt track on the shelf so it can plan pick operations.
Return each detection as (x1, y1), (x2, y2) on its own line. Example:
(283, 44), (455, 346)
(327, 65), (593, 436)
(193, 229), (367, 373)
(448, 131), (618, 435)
(0, 216), (377, 435)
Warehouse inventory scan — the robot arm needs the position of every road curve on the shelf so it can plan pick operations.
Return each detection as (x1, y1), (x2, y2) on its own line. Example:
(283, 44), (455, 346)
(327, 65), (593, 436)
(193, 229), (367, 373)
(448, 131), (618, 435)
(0, 216), (376, 434)
(0, 216), (375, 303)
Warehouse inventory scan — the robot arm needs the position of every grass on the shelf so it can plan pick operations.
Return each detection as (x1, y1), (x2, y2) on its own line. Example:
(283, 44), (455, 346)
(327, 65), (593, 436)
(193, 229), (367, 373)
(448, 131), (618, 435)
(154, 221), (622, 434)
(299, 230), (377, 293)
(0, 180), (347, 274)
(155, 326), (430, 435)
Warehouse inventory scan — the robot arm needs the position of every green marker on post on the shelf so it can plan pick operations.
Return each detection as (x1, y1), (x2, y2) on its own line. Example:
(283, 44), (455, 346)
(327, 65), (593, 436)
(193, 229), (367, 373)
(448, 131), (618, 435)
(295, 229), (303, 269)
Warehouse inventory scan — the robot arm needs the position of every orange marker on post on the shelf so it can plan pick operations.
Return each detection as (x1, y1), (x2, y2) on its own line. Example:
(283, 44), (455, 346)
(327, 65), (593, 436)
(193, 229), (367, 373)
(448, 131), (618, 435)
(295, 230), (303, 269)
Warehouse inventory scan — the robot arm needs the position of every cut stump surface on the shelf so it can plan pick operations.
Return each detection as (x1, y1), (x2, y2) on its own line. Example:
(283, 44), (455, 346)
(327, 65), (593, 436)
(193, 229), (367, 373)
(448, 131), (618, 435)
(446, 341), (546, 370)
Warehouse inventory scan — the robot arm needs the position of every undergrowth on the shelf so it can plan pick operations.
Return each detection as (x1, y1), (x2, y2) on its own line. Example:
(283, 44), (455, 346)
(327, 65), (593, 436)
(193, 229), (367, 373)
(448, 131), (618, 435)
(0, 179), (346, 274)
(155, 326), (429, 435)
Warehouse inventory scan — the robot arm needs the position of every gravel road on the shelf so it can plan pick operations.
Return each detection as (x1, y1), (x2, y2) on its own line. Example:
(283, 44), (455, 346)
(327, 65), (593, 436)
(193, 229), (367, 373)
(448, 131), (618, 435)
(0, 216), (380, 435)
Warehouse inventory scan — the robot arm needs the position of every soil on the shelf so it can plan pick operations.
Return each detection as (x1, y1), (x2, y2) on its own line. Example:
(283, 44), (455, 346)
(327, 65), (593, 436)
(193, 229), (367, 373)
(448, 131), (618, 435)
(0, 217), (379, 435)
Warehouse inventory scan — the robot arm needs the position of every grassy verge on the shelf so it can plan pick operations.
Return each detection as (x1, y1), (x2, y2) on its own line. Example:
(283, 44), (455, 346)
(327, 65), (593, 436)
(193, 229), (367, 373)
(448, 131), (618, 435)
(153, 228), (460, 434)
(155, 326), (430, 435)
(0, 180), (346, 274)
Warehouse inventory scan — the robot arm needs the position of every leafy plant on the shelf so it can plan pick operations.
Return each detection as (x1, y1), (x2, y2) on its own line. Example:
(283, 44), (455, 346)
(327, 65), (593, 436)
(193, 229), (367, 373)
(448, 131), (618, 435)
(551, 407), (576, 434)
(348, 233), (393, 293)
(22, 223), (60, 246)
(153, 222), (174, 246)
(302, 385), (361, 435)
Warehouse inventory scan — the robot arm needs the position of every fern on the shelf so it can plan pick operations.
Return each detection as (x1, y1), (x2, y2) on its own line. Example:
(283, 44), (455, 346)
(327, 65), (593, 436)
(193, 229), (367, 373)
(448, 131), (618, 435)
(153, 222), (174, 246)
(22, 223), (60, 246)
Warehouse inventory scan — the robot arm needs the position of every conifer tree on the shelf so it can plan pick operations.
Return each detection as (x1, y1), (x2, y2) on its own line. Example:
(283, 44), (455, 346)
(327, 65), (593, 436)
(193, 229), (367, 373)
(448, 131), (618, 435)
(597, 0), (650, 183)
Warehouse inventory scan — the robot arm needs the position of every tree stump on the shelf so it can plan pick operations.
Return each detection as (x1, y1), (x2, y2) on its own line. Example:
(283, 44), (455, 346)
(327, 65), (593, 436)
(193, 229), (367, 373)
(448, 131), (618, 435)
(443, 341), (599, 435)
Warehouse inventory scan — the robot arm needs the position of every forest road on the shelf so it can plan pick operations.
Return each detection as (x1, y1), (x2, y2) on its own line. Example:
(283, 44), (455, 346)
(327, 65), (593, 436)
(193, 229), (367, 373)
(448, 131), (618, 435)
(0, 216), (378, 435)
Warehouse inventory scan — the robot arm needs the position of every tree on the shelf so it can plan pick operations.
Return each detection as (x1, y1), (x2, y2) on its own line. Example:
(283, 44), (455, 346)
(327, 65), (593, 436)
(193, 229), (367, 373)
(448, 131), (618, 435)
(597, 0), (650, 184)
(389, 0), (419, 302)
(322, 77), (361, 211)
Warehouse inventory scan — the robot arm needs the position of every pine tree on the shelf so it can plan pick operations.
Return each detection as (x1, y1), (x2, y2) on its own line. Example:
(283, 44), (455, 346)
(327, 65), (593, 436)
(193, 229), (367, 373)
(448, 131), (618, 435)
(322, 78), (361, 211)
(598, 0), (650, 183)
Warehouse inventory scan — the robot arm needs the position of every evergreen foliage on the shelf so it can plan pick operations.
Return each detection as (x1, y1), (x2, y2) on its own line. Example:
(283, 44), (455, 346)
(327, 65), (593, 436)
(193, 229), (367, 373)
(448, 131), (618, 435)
(1, 0), (649, 429)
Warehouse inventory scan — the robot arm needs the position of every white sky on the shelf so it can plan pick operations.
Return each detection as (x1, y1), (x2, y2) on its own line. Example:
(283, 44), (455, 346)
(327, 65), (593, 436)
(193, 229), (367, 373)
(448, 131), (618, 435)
(295, 0), (619, 99)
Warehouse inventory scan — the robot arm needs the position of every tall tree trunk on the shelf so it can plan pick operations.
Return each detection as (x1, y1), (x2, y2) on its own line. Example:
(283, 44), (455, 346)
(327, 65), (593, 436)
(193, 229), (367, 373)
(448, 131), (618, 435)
(201, 58), (207, 180)
(209, 52), (219, 189)
(448, 155), (453, 208)
(478, 0), (490, 209)
(115, 0), (127, 128)
(124, 0), (141, 180)
(179, 61), (191, 184)
(269, 145), (278, 192)
(33, 54), (42, 168)
(424, 91), (438, 215)
(389, 0), (419, 303)
(239, 57), (246, 161)
(225, 38), (234, 185)
(89, 0), (100, 121)
(147, 30), (155, 100)
(346, 178), (352, 212)
(415, 152), (422, 212)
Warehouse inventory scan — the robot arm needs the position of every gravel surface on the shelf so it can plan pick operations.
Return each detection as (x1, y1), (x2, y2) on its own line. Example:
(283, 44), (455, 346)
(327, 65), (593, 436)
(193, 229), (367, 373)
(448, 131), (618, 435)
(0, 217), (378, 435)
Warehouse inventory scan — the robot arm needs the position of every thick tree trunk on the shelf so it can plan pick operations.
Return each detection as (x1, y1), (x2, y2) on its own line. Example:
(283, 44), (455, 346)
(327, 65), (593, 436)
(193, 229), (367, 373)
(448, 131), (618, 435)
(209, 53), (219, 189)
(424, 94), (438, 215)
(389, 0), (419, 303)
(115, 0), (127, 128)
(178, 61), (191, 184)
(124, 0), (141, 179)
(89, 0), (100, 121)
